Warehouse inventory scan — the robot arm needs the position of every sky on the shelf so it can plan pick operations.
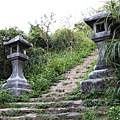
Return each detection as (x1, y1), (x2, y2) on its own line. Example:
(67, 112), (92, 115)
(0, 0), (106, 34)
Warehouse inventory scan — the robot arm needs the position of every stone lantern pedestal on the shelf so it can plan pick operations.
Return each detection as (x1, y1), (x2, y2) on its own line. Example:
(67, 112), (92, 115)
(3, 35), (33, 95)
(80, 12), (118, 93)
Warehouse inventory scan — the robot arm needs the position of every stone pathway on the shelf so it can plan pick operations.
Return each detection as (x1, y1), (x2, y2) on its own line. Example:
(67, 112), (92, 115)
(0, 50), (101, 120)
(41, 50), (98, 101)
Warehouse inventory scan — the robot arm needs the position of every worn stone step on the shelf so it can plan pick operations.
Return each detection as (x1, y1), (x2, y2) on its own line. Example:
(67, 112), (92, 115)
(36, 112), (83, 120)
(30, 95), (66, 102)
(0, 112), (83, 120)
(0, 113), (37, 120)
(10, 100), (82, 109)
(0, 108), (39, 117)
(0, 104), (108, 119)
(45, 106), (87, 114)
(0, 106), (87, 118)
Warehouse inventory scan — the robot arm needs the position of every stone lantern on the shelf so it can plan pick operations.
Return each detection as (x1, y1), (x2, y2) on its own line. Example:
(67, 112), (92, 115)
(80, 12), (117, 93)
(3, 35), (33, 95)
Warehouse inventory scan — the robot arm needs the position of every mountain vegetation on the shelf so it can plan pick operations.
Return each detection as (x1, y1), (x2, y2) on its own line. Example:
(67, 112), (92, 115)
(0, 0), (120, 119)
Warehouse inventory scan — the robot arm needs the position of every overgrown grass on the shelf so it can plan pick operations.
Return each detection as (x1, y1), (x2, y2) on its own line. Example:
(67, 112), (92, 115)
(28, 40), (96, 97)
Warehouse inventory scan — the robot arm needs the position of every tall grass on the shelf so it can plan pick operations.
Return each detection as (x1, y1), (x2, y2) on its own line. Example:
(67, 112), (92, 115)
(28, 40), (96, 97)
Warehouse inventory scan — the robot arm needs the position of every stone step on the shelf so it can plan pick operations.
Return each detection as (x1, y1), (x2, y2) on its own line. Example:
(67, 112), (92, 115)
(36, 112), (83, 120)
(30, 95), (66, 102)
(0, 113), (37, 120)
(0, 102), (108, 119)
(10, 100), (83, 108)
(0, 106), (87, 118)
(0, 109), (107, 120)
(0, 112), (83, 120)
(0, 106), (87, 115)
(0, 106), (107, 119)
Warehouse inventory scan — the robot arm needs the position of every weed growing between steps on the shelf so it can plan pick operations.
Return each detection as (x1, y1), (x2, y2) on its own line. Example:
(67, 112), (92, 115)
(0, 90), (13, 108)
(65, 61), (96, 101)
(35, 103), (50, 109)
(82, 110), (97, 120)
(0, 89), (30, 108)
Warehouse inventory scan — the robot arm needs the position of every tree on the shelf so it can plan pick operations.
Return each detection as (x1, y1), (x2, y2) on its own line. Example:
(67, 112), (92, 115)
(74, 22), (92, 38)
(28, 13), (56, 64)
(28, 23), (46, 48)
(40, 12), (56, 55)
(51, 28), (82, 51)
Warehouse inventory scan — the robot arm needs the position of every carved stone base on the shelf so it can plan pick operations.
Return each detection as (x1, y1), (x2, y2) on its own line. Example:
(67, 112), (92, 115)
(88, 69), (112, 79)
(80, 77), (117, 94)
(3, 80), (31, 95)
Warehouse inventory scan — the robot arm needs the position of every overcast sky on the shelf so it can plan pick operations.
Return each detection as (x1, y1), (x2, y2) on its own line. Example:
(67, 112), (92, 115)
(0, 0), (106, 34)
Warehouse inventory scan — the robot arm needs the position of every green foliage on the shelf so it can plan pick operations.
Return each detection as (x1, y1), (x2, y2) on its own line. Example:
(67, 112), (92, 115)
(65, 84), (81, 100)
(24, 47), (46, 76)
(82, 110), (97, 120)
(102, 40), (120, 68)
(35, 103), (49, 109)
(28, 23), (46, 48)
(100, 0), (120, 104)
(107, 106), (120, 120)
(74, 22), (92, 38)
(0, 90), (13, 103)
(29, 75), (50, 97)
(27, 40), (95, 97)
(0, 110), (23, 117)
(102, 40), (120, 101)
(51, 28), (75, 50)
(0, 90), (13, 108)
(0, 89), (30, 108)
(28, 13), (56, 54)
(103, 0), (120, 19)
(12, 95), (30, 102)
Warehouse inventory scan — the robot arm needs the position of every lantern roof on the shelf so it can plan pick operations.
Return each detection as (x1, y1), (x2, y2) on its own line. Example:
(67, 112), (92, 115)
(83, 11), (111, 28)
(3, 35), (33, 48)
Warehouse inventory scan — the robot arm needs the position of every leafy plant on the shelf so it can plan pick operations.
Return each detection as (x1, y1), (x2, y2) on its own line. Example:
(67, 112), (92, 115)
(0, 90), (13, 108)
(82, 99), (94, 107)
(12, 95), (30, 102)
(82, 110), (97, 120)
(35, 103), (49, 109)
(27, 39), (95, 97)
(0, 90), (13, 103)
(51, 28), (76, 50)
(107, 106), (120, 120)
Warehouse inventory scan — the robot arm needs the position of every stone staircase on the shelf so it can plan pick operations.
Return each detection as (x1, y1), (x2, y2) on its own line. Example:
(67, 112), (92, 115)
(0, 50), (103, 120)
(0, 99), (87, 120)
(0, 96), (108, 120)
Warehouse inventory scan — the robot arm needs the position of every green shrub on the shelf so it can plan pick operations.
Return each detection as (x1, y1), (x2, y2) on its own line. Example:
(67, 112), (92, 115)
(0, 90), (13, 108)
(27, 38), (95, 97)
(82, 110), (97, 120)
(107, 106), (120, 120)
(13, 95), (30, 102)
(0, 90), (13, 103)
(82, 99), (94, 107)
